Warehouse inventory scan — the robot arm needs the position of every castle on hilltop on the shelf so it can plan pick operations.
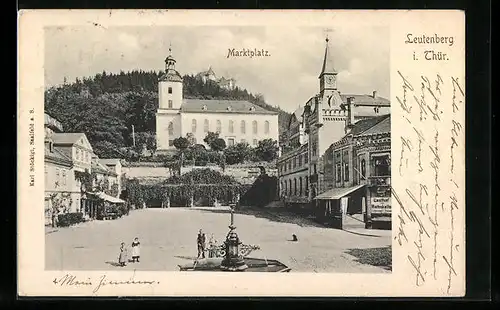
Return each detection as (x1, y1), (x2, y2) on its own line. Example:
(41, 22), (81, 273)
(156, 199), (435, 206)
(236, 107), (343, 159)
(195, 67), (236, 90)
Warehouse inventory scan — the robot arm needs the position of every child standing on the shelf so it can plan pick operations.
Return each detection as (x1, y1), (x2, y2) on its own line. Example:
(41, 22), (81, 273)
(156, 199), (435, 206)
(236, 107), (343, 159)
(131, 237), (141, 263)
(118, 242), (128, 267)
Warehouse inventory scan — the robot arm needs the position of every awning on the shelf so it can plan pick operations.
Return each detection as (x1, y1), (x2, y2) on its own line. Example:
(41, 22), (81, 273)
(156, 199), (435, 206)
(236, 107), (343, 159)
(314, 184), (366, 200)
(88, 192), (126, 204)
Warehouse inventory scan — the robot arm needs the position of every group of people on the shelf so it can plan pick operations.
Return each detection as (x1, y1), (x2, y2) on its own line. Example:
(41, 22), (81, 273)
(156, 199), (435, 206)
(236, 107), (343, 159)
(118, 237), (141, 267)
(197, 229), (220, 259)
(116, 230), (220, 267)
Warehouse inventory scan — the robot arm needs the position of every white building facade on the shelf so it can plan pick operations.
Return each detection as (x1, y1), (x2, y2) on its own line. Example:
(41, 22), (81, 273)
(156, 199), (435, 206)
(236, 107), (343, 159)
(156, 51), (279, 152)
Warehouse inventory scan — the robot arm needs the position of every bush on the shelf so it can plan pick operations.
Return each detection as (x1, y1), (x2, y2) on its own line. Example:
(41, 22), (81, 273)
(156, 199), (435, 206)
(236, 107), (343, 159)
(57, 212), (84, 227)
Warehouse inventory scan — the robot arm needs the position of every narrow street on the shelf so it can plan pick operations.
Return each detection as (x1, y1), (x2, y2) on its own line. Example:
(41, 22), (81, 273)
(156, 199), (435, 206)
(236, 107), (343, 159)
(46, 208), (391, 273)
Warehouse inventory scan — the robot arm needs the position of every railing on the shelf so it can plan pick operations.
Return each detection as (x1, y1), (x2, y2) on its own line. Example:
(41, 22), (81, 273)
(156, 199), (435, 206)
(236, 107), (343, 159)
(368, 176), (391, 187)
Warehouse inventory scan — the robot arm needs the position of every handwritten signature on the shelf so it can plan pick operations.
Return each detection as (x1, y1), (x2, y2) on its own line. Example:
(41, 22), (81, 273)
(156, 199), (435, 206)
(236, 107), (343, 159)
(52, 271), (160, 293)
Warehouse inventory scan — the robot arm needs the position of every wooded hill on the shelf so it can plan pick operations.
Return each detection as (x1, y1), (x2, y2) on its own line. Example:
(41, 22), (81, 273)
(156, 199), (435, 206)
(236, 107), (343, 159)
(44, 70), (291, 158)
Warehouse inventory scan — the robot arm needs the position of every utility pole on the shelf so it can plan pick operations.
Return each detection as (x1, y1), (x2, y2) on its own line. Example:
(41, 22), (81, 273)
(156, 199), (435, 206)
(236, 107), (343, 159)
(132, 125), (136, 147)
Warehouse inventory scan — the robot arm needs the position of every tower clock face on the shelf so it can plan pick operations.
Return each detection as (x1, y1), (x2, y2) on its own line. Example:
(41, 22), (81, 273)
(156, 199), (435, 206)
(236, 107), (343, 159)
(326, 75), (335, 85)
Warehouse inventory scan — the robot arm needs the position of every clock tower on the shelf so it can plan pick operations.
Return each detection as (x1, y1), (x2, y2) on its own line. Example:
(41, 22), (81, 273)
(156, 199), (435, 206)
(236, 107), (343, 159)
(318, 37), (342, 107)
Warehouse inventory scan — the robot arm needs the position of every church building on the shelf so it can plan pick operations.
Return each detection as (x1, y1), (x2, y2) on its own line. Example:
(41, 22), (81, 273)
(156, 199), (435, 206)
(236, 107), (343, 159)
(156, 50), (279, 153)
(278, 37), (390, 211)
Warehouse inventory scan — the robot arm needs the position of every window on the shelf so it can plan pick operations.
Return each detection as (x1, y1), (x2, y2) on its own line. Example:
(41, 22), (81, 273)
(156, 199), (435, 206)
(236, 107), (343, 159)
(264, 121), (270, 134)
(168, 87), (172, 94)
(229, 120), (234, 133)
(216, 120), (222, 133)
(168, 100), (173, 108)
(76, 149), (80, 161)
(344, 163), (350, 181)
(62, 170), (67, 186)
(168, 122), (174, 135)
(313, 164), (317, 174)
(288, 160), (292, 170)
(304, 152), (308, 163)
(204, 119), (209, 132)
(294, 179), (297, 195)
(312, 141), (317, 156)
(227, 138), (235, 146)
(299, 177), (303, 196)
(288, 180), (292, 195)
(55, 169), (60, 186)
(336, 163), (342, 182)
(191, 119), (197, 133)
(293, 157), (296, 169)
(298, 155), (302, 167)
(76, 198), (80, 213)
(284, 162), (287, 172)
(253, 139), (258, 146)
(168, 139), (174, 146)
(361, 158), (366, 178)
(252, 121), (258, 134)
(240, 120), (246, 134)
(305, 176), (309, 196)
(374, 155), (390, 176)
(284, 180), (287, 195)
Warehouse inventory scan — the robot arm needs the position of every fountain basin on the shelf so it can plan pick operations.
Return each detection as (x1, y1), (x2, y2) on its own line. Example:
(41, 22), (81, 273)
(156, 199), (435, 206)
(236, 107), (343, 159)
(178, 257), (291, 272)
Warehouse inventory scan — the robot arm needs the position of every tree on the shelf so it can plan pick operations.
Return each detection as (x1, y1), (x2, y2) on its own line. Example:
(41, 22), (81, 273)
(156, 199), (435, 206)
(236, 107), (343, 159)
(211, 138), (227, 152)
(224, 142), (251, 165)
(173, 136), (190, 170)
(255, 139), (279, 162)
(203, 132), (219, 147)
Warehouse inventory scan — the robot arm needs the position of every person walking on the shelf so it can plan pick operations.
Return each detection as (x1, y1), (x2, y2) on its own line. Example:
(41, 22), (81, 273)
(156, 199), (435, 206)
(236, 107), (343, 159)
(131, 237), (141, 263)
(118, 242), (128, 267)
(197, 229), (206, 259)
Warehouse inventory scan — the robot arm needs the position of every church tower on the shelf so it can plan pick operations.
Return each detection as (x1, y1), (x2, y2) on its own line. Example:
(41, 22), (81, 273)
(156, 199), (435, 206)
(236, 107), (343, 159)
(156, 47), (183, 153)
(158, 47), (183, 110)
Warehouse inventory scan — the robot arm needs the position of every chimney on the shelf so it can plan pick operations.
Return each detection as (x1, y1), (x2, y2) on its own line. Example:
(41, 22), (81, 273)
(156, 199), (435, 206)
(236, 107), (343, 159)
(372, 90), (377, 98)
(345, 97), (355, 133)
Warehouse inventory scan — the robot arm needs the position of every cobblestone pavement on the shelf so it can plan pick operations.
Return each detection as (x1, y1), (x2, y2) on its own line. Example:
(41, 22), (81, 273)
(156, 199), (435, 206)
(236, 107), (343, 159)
(45, 208), (391, 273)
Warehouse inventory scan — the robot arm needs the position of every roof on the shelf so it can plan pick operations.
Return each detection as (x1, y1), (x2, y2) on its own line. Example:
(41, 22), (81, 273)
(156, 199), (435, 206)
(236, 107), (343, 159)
(99, 158), (121, 166)
(340, 94), (390, 107)
(292, 105), (305, 123)
(319, 38), (337, 76)
(357, 114), (391, 136)
(180, 99), (278, 115)
(315, 184), (365, 200)
(159, 69), (183, 82)
(351, 114), (391, 136)
(51, 133), (86, 145)
(92, 160), (117, 176)
(45, 145), (73, 167)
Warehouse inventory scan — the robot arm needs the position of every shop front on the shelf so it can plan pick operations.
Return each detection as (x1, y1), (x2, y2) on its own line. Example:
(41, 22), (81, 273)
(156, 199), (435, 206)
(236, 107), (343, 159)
(314, 184), (365, 229)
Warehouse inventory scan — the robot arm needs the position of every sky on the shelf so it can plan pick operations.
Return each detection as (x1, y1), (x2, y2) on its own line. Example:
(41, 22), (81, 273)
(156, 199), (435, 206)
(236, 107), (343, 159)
(45, 26), (389, 113)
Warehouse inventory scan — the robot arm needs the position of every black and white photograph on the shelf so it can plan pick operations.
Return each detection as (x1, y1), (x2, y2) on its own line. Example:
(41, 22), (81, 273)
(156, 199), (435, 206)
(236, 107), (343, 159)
(43, 25), (392, 273)
(18, 10), (466, 296)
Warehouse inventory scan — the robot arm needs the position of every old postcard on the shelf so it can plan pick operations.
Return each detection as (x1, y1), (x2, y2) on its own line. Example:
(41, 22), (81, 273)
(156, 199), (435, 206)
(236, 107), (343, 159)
(17, 10), (465, 296)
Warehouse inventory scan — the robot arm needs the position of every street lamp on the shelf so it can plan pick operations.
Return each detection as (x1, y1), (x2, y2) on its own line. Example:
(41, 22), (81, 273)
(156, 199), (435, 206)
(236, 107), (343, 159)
(220, 203), (248, 271)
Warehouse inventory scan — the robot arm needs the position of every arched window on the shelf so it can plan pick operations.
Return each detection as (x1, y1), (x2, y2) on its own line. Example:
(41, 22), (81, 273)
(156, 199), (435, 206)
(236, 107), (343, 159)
(264, 121), (270, 134)
(240, 120), (246, 134)
(284, 180), (287, 195)
(216, 120), (222, 133)
(204, 119), (209, 132)
(252, 121), (258, 134)
(294, 178), (297, 196)
(229, 120), (234, 133)
(168, 122), (174, 135)
(288, 179), (292, 195)
(191, 119), (197, 133)
(299, 177), (303, 196)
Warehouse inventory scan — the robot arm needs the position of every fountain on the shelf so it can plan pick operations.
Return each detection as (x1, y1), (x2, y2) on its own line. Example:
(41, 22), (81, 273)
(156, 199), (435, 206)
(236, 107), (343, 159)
(178, 204), (291, 272)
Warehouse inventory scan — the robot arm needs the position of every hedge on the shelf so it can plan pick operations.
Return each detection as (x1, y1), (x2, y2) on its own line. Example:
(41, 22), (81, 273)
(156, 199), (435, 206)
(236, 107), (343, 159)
(57, 212), (84, 227)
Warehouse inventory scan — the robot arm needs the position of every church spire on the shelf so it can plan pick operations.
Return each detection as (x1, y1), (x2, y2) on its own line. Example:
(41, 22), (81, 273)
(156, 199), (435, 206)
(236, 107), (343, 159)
(165, 43), (176, 71)
(319, 36), (337, 77)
